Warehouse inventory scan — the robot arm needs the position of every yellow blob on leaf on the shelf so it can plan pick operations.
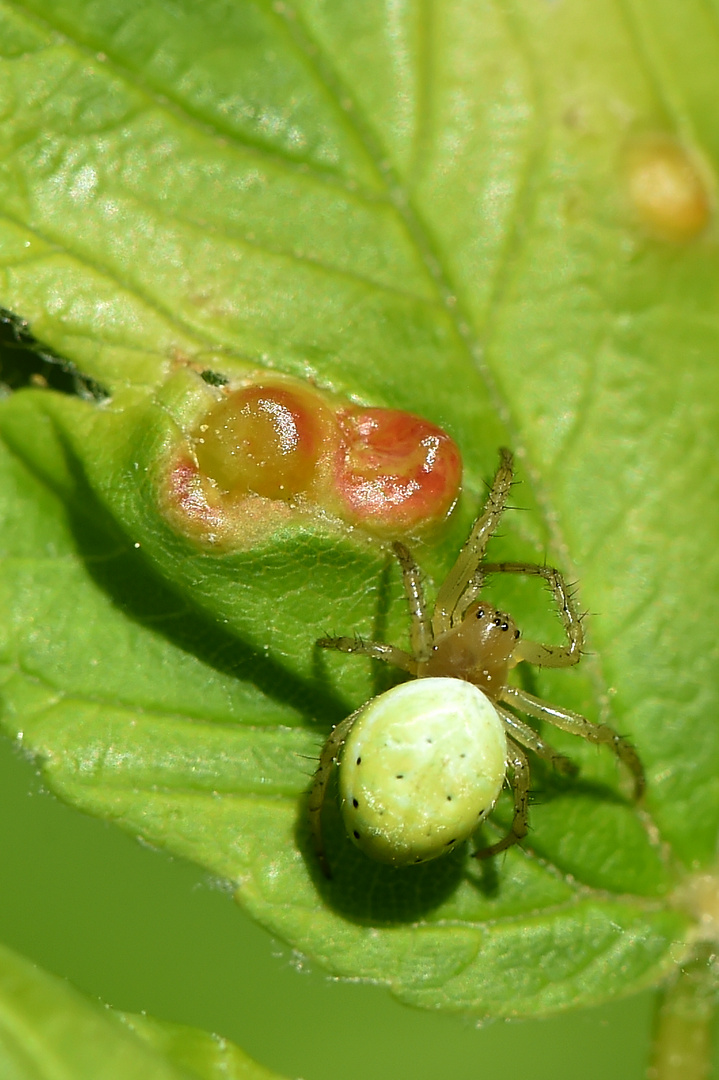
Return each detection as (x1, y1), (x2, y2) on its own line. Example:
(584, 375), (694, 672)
(626, 136), (712, 242)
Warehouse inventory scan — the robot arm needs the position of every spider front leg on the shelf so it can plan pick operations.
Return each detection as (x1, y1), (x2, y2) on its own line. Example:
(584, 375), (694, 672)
(502, 684), (645, 799)
(473, 739), (530, 859)
(316, 635), (417, 674)
(392, 541), (432, 662)
(308, 711), (358, 878)
(482, 561), (584, 667)
(432, 448), (515, 637)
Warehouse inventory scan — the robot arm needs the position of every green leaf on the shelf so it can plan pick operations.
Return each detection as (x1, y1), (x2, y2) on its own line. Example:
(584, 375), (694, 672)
(119, 1013), (287, 1080)
(0, 0), (717, 1020)
(0, 939), (286, 1080)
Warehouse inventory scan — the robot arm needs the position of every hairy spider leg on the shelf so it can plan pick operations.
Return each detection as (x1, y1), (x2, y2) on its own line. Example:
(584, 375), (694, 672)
(473, 739), (530, 858)
(480, 561), (585, 667)
(501, 685), (645, 799)
(316, 635), (417, 674)
(497, 705), (578, 776)
(308, 710), (359, 879)
(392, 541), (432, 662)
(432, 447), (515, 636)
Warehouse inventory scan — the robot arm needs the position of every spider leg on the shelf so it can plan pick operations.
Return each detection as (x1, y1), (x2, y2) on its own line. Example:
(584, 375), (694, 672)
(481, 561), (584, 667)
(317, 636), (417, 674)
(308, 711), (359, 879)
(473, 738), (530, 859)
(393, 541), (432, 662)
(496, 705), (578, 777)
(501, 685), (645, 799)
(432, 448), (514, 637)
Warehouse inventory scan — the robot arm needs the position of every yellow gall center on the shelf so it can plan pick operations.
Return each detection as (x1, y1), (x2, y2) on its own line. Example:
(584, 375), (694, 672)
(192, 384), (335, 501)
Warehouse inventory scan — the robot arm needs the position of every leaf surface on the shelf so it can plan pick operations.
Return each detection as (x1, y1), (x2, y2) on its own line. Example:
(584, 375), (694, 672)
(0, 0), (717, 1019)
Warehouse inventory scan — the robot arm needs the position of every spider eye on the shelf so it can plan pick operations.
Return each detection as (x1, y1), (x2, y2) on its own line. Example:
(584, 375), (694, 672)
(514, 629), (520, 639)
(493, 616), (501, 626)
(501, 622), (509, 631)
(476, 608), (485, 619)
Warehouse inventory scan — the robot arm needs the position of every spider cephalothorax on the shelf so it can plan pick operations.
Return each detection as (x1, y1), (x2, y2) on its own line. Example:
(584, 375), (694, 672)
(418, 600), (520, 695)
(309, 448), (644, 876)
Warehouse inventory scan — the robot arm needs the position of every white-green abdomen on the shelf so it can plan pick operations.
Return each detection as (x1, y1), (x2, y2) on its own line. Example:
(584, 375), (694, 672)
(339, 677), (507, 866)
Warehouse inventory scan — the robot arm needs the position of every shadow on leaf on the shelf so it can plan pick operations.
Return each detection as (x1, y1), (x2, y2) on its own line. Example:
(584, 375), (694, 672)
(6, 405), (355, 730)
(295, 783), (466, 924)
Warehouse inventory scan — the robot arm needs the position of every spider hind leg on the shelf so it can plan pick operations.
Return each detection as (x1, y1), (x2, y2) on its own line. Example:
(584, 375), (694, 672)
(473, 739), (530, 859)
(308, 711), (357, 879)
(501, 684), (645, 800)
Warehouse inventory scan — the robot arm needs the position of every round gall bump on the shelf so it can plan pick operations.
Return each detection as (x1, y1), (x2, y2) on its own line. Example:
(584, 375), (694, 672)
(626, 136), (712, 242)
(335, 407), (462, 534)
(192, 383), (336, 501)
(338, 678), (507, 866)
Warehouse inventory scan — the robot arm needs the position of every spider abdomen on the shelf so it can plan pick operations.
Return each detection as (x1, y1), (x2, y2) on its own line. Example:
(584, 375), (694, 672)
(339, 678), (507, 866)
